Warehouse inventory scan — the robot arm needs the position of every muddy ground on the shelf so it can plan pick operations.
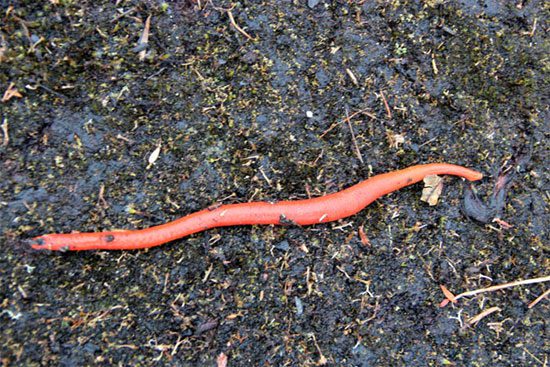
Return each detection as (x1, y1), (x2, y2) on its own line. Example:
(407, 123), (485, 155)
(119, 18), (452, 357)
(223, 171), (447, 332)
(1, 1), (548, 366)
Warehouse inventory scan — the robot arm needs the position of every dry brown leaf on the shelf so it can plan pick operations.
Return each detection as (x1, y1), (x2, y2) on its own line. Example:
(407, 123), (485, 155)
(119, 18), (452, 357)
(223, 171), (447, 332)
(440, 284), (457, 303)
(421, 174), (444, 206)
(2, 83), (23, 102)
(226, 313), (239, 320)
(138, 15), (151, 61)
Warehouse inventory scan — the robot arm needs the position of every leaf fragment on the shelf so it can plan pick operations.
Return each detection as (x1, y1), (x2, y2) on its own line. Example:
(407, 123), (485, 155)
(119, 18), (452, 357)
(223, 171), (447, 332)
(421, 174), (444, 206)
(137, 15), (151, 61)
(2, 83), (23, 102)
(147, 143), (161, 169)
(440, 284), (457, 304)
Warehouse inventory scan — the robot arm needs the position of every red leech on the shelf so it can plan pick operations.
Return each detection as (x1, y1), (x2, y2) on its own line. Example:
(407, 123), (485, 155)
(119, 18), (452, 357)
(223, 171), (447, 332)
(30, 163), (482, 251)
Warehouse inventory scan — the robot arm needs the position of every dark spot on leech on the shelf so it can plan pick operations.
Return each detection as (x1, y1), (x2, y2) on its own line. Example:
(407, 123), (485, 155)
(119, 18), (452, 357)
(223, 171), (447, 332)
(279, 214), (299, 226)
(105, 235), (115, 242)
(36, 238), (45, 245)
(407, 177), (413, 183)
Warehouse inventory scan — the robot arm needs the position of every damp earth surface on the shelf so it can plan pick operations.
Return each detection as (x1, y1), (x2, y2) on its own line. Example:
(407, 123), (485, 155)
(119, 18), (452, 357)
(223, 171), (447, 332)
(0, 1), (548, 366)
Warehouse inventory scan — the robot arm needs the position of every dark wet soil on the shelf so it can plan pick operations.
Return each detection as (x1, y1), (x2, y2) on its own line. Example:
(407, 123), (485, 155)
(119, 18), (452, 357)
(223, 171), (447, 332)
(1, 1), (548, 366)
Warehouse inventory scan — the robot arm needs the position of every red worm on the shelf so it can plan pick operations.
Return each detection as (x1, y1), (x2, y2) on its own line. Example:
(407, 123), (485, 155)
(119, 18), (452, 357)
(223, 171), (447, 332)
(30, 163), (482, 251)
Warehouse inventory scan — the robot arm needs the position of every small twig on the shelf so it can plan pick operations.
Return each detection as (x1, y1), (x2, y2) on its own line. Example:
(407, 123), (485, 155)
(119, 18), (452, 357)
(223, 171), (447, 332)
(227, 10), (255, 41)
(431, 54), (439, 75)
(379, 90), (392, 119)
(522, 347), (546, 366)
(309, 333), (328, 365)
(137, 15), (152, 61)
(38, 84), (67, 99)
(146, 67), (167, 80)
(1, 118), (8, 146)
(344, 106), (364, 164)
(202, 263), (214, 283)
(306, 148), (324, 167)
(319, 108), (375, 138)
(442, 276), (550, 306)
(97, 184), (109, 209)
(332, 221), (353, 231)
(418, 136), (437, 148)
(346, 68), (358, 86)
(455, 276), (550, 300)
(466, 306), (501, 326)
(337, 265), (352, 280)
(528, 288), (550, 309)
(111, 7), (136, 23)
(14, 16), (32, 44)
(448, 309), (463, 328)
(529, 17), (537, 37)
(258, 166), (272, 186)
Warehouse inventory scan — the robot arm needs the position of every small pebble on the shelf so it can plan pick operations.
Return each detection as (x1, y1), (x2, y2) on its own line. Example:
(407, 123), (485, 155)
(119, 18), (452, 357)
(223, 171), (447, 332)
(275, 240), (290, 251)
(295, 296), (304, 315)
(308, 0), (320, 9)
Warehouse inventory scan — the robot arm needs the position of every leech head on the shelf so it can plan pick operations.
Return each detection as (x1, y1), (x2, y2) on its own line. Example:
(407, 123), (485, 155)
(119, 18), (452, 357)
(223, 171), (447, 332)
(28, 234), (73, 251)
(29, 236), (48, 250)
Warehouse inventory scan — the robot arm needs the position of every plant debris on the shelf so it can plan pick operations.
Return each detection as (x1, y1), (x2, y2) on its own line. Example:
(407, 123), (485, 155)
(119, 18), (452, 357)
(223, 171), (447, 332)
(2, 82), (22, 102)
(440, 276), (550, 306)
(421, 174), (444, 206)
(466, 306), (501, 327)
(0, 1), (546, 365)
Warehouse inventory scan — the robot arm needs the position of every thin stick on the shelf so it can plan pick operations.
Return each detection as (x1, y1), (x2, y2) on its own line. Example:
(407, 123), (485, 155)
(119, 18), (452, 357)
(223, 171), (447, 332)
(528, 288), (550, 309)
(467, 306), (501, 326)
(454, 275), (550, 300)
(529, 17), (537, 37)
(111, 7), (136, 23)
(309, 333), (328, 365)
(1, 118), (8, 146)
(345, 106), (364, 164)
(379, 90), (392, 119)
(319, 108), (375, 139)
(522, 347), (546, 366)
(138, 15), (151, 61)
(227, 10), (255, 41)
(38, 84), (67, 99)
